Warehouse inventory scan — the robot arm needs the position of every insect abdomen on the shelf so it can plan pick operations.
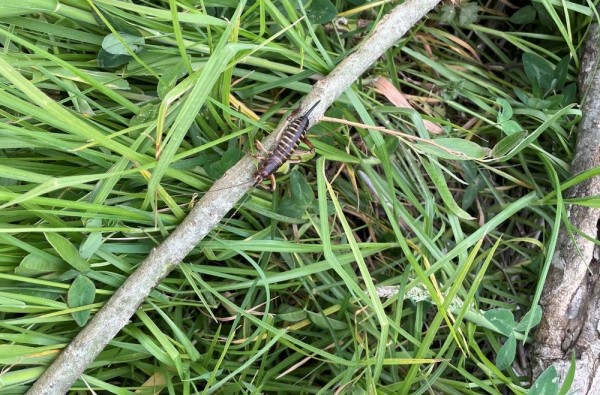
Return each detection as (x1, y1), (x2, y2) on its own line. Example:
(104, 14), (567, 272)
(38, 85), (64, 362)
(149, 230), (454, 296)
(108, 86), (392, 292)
(254, 101), (320, 188)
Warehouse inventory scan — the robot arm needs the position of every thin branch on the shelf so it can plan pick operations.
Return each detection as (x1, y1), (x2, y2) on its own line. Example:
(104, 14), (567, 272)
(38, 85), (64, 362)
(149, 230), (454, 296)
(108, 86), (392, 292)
(26, 1), (442, 393)
(321, 116), (477, 160)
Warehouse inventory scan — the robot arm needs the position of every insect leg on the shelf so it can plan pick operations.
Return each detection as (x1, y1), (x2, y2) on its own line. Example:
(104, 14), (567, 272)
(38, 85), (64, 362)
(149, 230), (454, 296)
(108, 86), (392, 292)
(256, 174), (276, 192)
(252, 140), (270, 160)
(268, 174), (276, 192)
(302, 136), (315, 153)
(255, 140), (269, 154)
(275, 117), (296, 141)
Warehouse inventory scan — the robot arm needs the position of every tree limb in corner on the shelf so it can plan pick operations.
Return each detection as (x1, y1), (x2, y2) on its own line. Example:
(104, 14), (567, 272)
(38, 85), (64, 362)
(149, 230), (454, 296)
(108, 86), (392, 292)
(532, 18), (600, 395)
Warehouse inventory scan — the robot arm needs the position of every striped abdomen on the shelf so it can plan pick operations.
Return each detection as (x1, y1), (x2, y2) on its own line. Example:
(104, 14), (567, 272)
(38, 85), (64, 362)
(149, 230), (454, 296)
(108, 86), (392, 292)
(254, 101), (320, 183)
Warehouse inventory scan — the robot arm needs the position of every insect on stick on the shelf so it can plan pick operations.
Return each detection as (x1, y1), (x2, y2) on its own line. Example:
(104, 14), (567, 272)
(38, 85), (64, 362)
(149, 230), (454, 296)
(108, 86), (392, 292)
(253, 100), (321, 191)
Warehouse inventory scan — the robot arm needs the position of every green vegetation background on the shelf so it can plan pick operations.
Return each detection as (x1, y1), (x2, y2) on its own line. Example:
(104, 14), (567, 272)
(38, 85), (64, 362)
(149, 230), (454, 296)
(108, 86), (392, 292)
(0, 1), (596, 394)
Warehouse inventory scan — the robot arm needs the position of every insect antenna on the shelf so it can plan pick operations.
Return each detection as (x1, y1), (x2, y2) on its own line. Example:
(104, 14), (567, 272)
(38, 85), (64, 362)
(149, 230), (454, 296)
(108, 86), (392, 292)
(200, 190), (255, 258)
(302, 100), (321, 118)
(199, 179), (257, 194)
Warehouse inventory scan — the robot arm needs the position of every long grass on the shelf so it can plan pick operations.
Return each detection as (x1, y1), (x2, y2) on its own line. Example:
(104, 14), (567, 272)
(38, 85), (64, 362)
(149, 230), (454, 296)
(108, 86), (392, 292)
(0, 1), (596, 394)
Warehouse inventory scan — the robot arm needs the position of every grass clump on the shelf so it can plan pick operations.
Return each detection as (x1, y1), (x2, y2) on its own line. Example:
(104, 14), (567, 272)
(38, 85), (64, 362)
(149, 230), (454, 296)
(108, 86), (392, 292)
(0, 1), (594, 393)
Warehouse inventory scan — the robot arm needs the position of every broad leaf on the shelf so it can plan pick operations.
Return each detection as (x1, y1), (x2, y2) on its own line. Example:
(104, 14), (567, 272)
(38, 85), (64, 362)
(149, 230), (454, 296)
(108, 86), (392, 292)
(492, 130), (528, 159)
(204, 147), (243, 179)
(44, 233), (90, 272)
(101, 32), (145, 55)
(554, 56), (570, 91)
(97, 49), (131, 68)
(415, 138), (488, 161)
(496, 332), (516, 370)
(306, 0), (337, 24)
(439, 5), (457, 24)
(483, 308), (515, 336)
(158, 57), (189, 99)
(523, 52), (555, 92)
(496, 98), (513, 124)
(289, 171), (314, 206)
(422, 159), (475, 220)
(530, 365), (559, 395)
(68, 275), (96, 327)
(515, 305), (543, 332)
(79, 218), (104, 260)
(278, 197), (307, 219)
(509, 6), (536, 24)
(307, 311), (347, 330)
(458, 2), (479, 26)
(499, 120), (523, 136)
(278, 305), (307, 322)
(98, 32), (144, 68)
(16, 253), (69, 277)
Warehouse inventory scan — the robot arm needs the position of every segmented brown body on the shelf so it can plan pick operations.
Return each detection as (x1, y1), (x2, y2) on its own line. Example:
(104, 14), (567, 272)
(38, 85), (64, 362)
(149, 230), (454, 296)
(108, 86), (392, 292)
(254, 101), (320, 190)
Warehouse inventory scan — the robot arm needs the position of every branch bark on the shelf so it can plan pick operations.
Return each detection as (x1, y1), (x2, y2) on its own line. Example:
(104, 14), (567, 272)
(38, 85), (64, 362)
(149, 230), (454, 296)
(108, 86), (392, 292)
(26, 1), (442, 393)
(532, 18), (600, 394)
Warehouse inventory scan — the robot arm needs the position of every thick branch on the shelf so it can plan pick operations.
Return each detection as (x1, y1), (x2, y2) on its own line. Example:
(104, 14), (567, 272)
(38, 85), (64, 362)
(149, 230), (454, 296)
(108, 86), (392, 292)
(532, 19), (600, 394)
(26, 1), (441, 393)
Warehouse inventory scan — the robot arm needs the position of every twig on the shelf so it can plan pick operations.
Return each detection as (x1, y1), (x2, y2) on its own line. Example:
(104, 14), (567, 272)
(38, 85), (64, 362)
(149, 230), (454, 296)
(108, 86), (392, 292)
(321, 115), (478, 160)
(26, 1), (442, 393)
